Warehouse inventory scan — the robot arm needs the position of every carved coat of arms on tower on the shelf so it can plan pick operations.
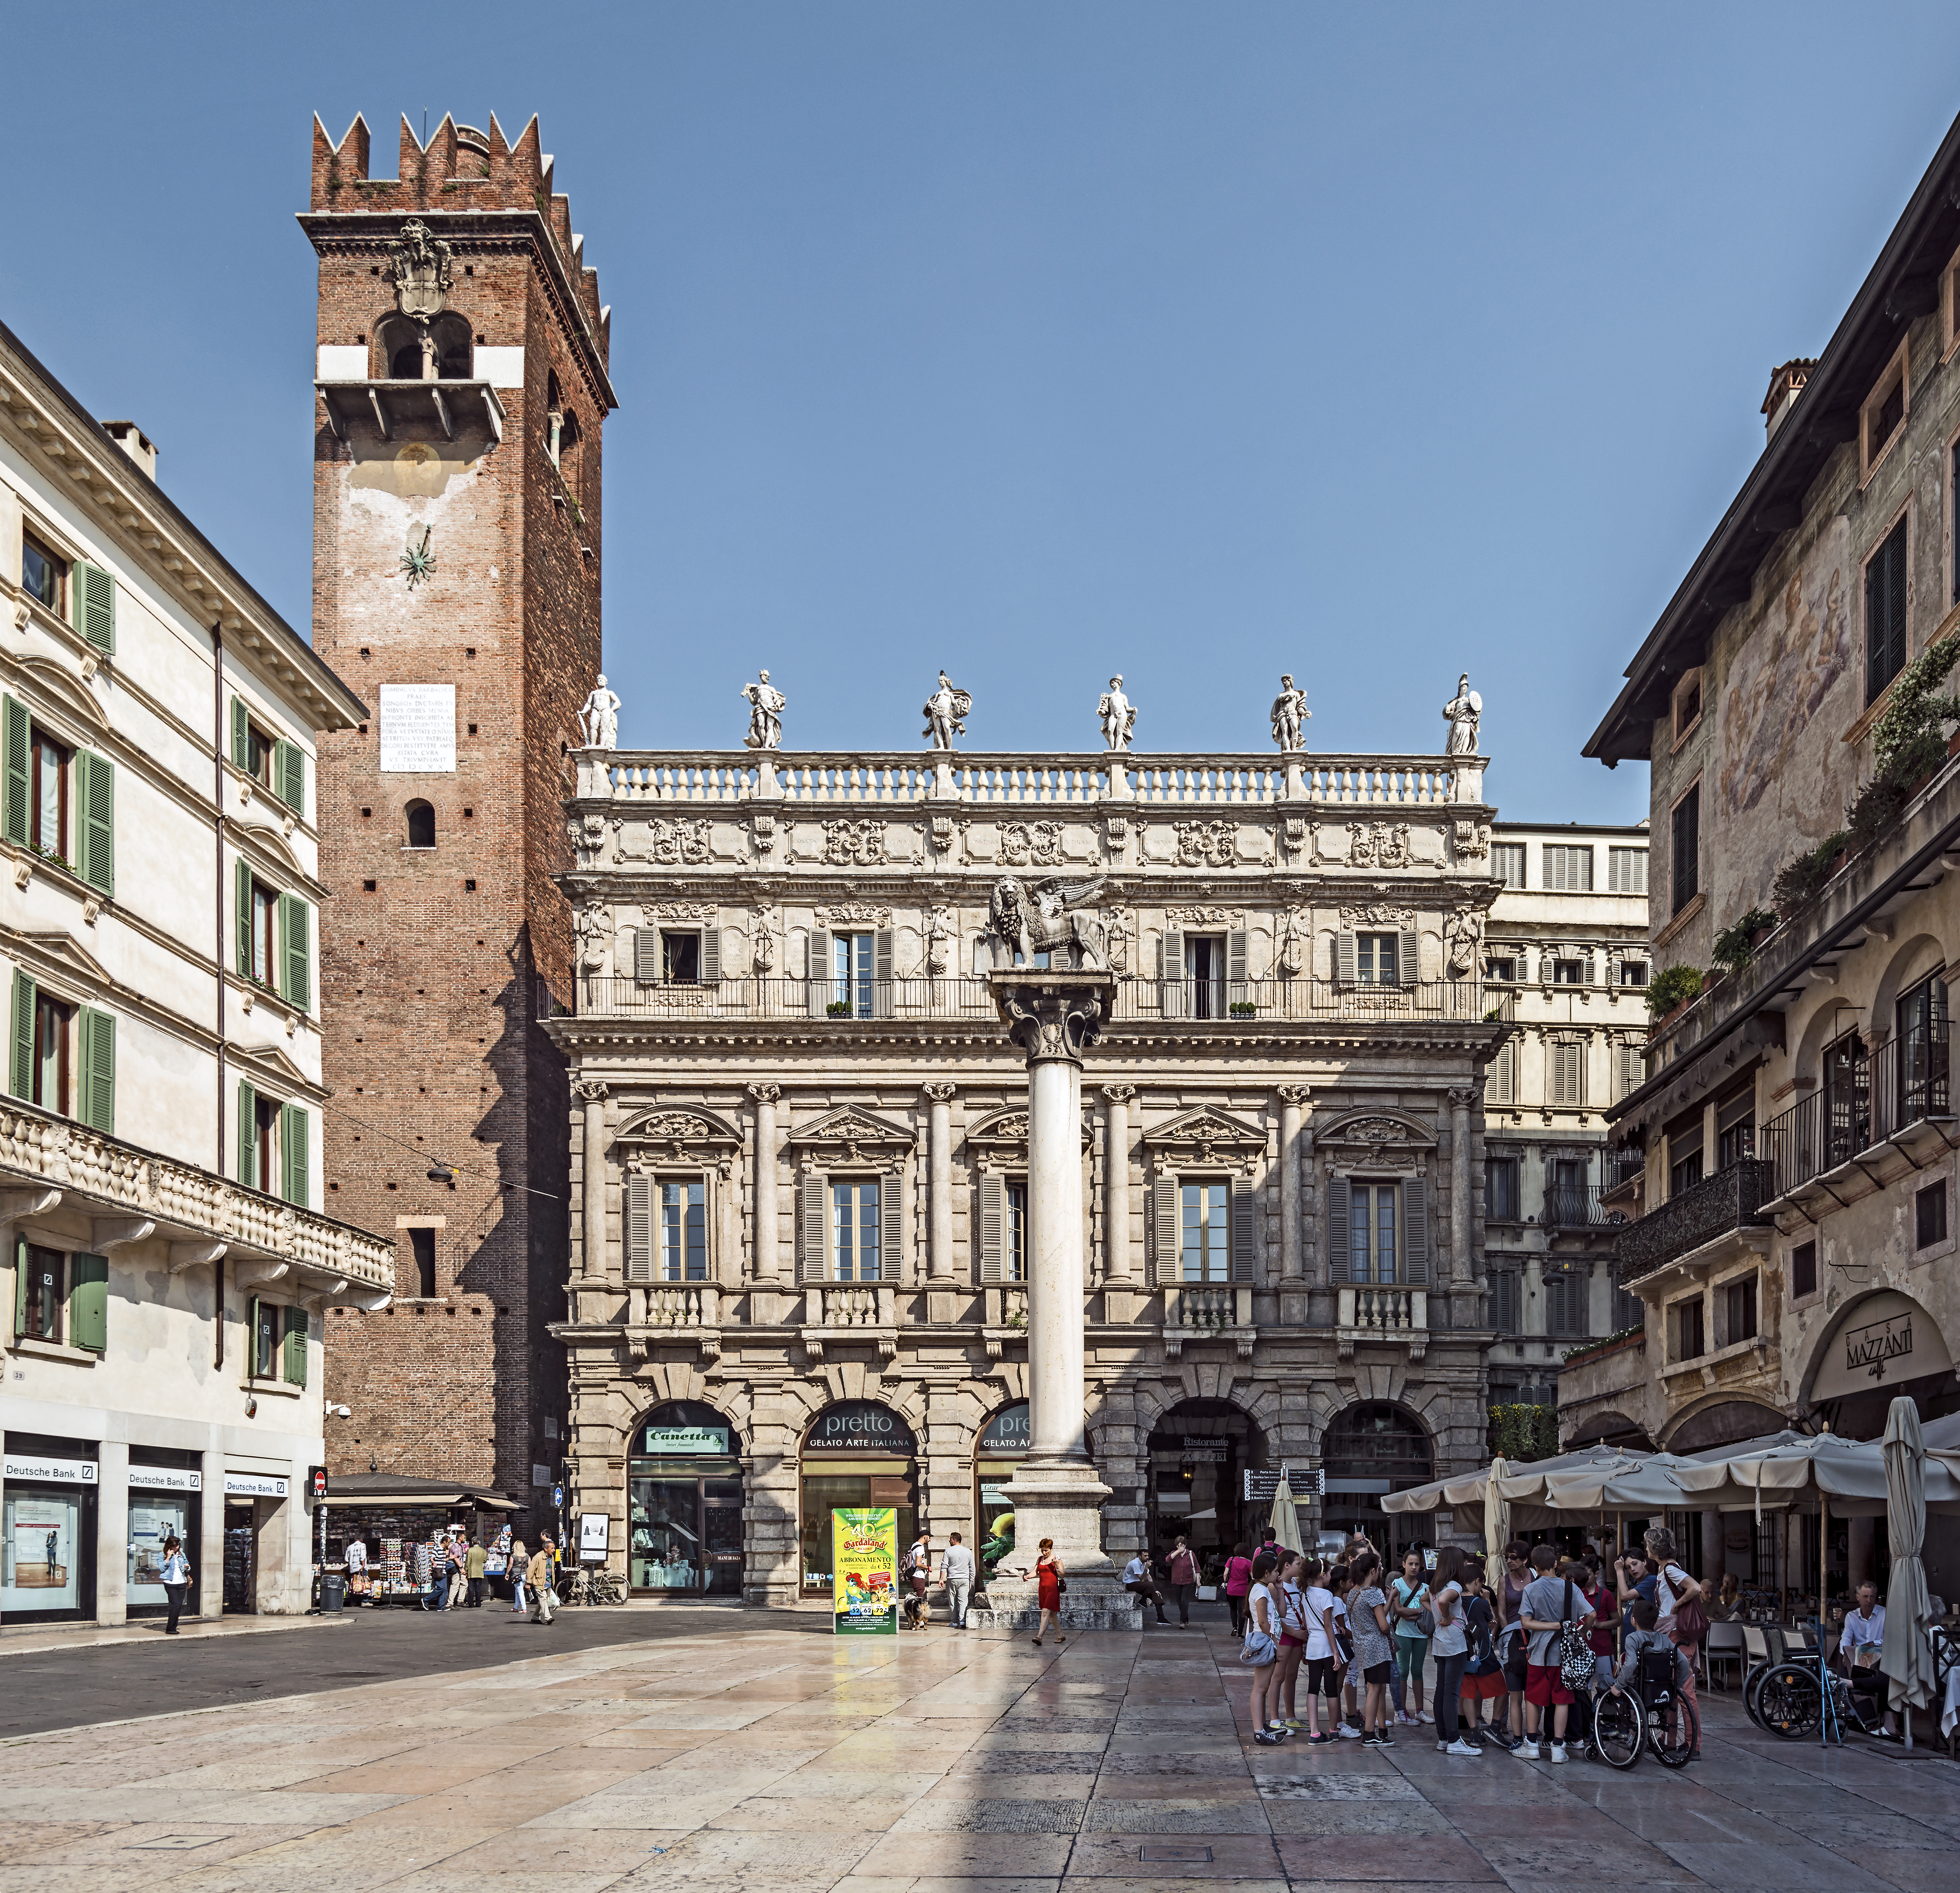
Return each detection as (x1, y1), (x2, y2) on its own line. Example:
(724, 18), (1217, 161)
(387, 220), (454, 319)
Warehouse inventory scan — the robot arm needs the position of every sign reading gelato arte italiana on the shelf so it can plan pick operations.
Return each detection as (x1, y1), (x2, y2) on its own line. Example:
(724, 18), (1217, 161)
(805, 1402), (915, 1455)
(379, 683), (457, 773)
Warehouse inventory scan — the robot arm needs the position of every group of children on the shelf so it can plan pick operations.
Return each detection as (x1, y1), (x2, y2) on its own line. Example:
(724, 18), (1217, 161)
(1239, 1531), (1698, 1763)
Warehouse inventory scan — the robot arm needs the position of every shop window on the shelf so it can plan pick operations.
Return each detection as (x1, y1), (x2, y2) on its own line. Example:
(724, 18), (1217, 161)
(630, 1400), (744, 1596)
(798, 1400), (916, 1597)
(1916, 1179), (1948, 1250)
(1790, 1239), (1817, 1300)
(21, 529), (66, 614)
(1, 1444), (96, 1620)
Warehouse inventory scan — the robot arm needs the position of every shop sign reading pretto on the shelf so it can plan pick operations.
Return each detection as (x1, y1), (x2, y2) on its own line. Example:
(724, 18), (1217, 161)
(978, 1404), (1030, 1453)
(2, 1456), (95, 1485)
(807, 1403), (916, 1455)
(831, 1506), (898, 1635)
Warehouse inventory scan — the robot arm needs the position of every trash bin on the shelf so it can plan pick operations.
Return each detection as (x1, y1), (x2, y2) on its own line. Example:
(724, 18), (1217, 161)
(320, 1573), (346, 1613)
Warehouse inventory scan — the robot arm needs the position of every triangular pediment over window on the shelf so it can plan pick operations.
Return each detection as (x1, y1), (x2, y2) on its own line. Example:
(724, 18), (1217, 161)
(1140, 1106), (1266, 1161)
(786, 1104), (914, 1161)
(17, 931), (113, 990)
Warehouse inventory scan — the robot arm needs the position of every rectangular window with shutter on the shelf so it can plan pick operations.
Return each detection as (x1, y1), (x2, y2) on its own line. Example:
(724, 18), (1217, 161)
(1348, 1181), (1399, 1284)
(1864, 516), (1909, 705)
(17, 1241), (65, 1342)
(274, 739), (306, 816)
(12, 975), (73, 1117)
(1671, 784), (1701, 914)
(1613, 1041), (1644, 1101)
(1486, 1155), (1520, 1222)
(832, 1180), (881, 1282)
(799, 1172), (828, 1278)
(21, 530), (67, 617)
(1005, 1179), (1026, 1283)
(73, 560), (115, 653)
(1162, 929), (1187, 1015)
(1492, 1267), (1520, 1334)
(659, 1178), (708, 1282)
(624, 1173), (654, 1284)
(2, 694), (31, 850)
(1153, 1173), (1179, 1284)
(830, 933), (876, 1018)
(977, 1173), (1012, 1284)
(1551, 1041), (1585, 1107)
(1355, 933), (1397, 986)
(1607, 848), (1648, 893)
(1488, 1035), (1518, 1106)
(251, 1296), (279, 1378)
(660, 930), (702, 983)
(1543, 846), (1595, 891)
(1179, 1181), (1229, 1282)
(75, 1007), (114, 1134)
(1184, 935), (1226, 1019)
(1490, 842), (1527, 886)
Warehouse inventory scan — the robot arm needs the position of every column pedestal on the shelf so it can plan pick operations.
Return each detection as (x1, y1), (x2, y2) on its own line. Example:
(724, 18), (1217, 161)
(970, 969), (1140, 1633)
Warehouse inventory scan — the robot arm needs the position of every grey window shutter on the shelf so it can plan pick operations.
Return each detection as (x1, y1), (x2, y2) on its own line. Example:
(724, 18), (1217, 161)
(1398, 929), (1420, 987)
(77, 1007), (115, 1135)
(873, 928), (894, 1018)
(1402, 1175), (1429, 1285)
(1161, 930), (1185, 1017)
(633, 928), (661, 985)
(1581, 951), (1596, 987)
(76, 751), (113, 897)
(1327, 1175), (1351, 1283)
(807, 929), (831, 1017)
(1335, 931), (1357, 987)
(978, 1174), (1004, 1284)
(624, 1173), (653, 1284)
(230, 697), (249, 771)
(10, 968), (36, 1101)
(800, 1173), (829, 1281)
(75, 561), (115, 653)
(2, 695), (29, 847)
(1227, 928), (1248, 997)
(701, 927), (722, 984)
(1230, 1175), (1257, 1283)
(880, 1173), (902, 1280)
(1153, 1173), (1179, 1287)
(972, 935), (992, 978)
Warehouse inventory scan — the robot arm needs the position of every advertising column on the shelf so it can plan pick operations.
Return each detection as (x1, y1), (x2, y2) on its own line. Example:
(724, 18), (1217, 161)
(831, 1507), (898, 1635)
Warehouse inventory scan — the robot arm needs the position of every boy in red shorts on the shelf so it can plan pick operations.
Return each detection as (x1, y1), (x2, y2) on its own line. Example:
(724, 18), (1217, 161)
(1516, 1546), (1593, 1762)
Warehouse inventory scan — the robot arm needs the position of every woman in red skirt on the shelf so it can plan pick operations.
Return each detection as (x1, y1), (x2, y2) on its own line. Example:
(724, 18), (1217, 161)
(1034, 1537), (1065, 1648)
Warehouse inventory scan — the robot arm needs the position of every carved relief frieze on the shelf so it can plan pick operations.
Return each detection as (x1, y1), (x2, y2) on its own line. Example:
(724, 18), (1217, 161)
(1452, 817), (1491, 862)
(814, 902), (893, 927)
(650, 902), (717, 920)
(1276, 907), (1311, 979)
(1173, 819), (1239, 867)
(822, 817), (887, 866)
(613, 815), (712, 866)
(1164, 905), (1245, 927)
(1348, 821), (1412, 870)
(1338, 904), (1417, 928)
(997, 819), (1064, 867)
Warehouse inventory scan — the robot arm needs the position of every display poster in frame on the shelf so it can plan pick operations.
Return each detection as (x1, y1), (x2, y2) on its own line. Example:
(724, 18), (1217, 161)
(831, 1506), (898, 1635)
(578, 1512), (612, 1565)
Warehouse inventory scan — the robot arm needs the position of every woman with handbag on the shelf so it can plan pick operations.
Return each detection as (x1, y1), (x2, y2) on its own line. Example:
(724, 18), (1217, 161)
(1243, 1550), (1286, 1744)
(1645, 1527), (1704, 1754)
(1033, 1538), (1066, 1648)
(1165, 1535), (1201, 1627)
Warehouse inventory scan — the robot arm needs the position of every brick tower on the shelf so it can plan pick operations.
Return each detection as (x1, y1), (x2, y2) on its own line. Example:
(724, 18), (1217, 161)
(302, 113), (613, 1521)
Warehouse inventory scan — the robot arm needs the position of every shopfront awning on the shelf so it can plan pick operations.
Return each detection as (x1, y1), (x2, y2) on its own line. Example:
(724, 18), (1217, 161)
(322, 1474), (520, 1512)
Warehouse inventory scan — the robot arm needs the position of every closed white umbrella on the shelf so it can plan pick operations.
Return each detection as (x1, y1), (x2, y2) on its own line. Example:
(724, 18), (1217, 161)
(1270, 1478), (1304, 1555)
(1881, 1396), (1936, 1749)
(1483, 1456), (1509, 1595)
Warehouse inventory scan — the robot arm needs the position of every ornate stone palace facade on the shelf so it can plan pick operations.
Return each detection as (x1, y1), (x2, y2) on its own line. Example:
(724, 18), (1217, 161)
(548, 713), (1519, 1605)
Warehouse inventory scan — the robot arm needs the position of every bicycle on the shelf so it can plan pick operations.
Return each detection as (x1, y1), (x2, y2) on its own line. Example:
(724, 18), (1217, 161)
(588, 1568), (627, 1604)
(1591, 1648), (1699, 1770)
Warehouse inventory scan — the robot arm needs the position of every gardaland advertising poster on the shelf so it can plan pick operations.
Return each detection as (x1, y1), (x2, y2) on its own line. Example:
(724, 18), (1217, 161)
(831, 1506), (898, 1635)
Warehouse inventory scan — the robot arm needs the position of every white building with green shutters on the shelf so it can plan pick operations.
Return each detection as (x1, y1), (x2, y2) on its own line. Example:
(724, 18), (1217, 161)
(0, 319), (391, 1627)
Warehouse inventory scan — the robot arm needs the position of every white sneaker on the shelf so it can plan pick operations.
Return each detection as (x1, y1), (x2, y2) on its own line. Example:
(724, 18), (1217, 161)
(1550, 1743), (1568, 1765)
(1445, 1739), (1482, 1757)
(1418, 1709), (1434, 1725)
(1337, 1724), (1364, 1739)
(1396, 1710), (1415, 1726)
(1515, 1739), (1540, 1760)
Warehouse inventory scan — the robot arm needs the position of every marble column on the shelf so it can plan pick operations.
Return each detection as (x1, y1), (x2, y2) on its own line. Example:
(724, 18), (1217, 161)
(1448, 1086), (1476, 1286)
(747, 1084), (781, 1284)
(575, 1080), (608, 1279)
(986, 968), (1138, 1630)
(1101, 1085), (1135, 1284)
(924, 1083), (957, 1285)
(1278, 1086), (1310, 1282)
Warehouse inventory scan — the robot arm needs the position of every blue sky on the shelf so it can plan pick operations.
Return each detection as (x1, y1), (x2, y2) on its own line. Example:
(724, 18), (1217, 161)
(8, 4), (1960, 821)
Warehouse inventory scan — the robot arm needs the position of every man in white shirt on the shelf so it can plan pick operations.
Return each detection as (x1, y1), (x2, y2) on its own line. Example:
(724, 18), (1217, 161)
(1840, 1582), (1898, 1735)
(942, 1532), (976, 1629)
(1123, 1550), (1168, 1624)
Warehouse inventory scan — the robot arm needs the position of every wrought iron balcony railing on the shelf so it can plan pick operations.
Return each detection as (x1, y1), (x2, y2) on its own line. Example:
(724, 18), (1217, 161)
(1759, 1022), (1951, 1200)
(1614, 1158), (1776, 1289)
(1542, 1183), (1628, 1229)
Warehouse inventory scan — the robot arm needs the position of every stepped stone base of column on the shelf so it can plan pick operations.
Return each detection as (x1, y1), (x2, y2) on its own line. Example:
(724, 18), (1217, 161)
(967, 1457), (1142, 1633)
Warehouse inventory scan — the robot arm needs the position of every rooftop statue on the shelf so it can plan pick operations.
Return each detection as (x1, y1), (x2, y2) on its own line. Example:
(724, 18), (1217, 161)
(579, 675), (621, 751)
(1270, 674), (1311, 752)
(922, 670), (972, 750)
(991, 874), (1108, 971)
(1443, 672), (1482, 757)
(740, 669), (785, 750)
(1098, 676), (1137, 751)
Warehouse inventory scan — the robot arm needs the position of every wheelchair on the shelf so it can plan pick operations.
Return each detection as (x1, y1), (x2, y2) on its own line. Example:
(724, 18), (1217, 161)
(1589, 1647), (1699, 1770)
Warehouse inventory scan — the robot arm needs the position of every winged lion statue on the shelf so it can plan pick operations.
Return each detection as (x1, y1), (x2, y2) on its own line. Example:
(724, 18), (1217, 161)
(990, 875), (1108, 970)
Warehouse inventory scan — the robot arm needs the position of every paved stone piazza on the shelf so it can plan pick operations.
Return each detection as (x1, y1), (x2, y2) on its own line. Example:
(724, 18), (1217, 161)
(6, 1620), (1958, 1893)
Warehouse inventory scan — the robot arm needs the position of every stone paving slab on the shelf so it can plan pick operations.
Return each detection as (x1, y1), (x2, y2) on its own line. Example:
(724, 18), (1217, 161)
(4, 1621), (1959, 1892)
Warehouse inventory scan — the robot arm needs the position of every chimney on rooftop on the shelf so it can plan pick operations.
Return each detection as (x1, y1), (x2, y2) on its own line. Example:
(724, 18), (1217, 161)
(1761, 360), (1815, 442)
(102, 420), (158, 483)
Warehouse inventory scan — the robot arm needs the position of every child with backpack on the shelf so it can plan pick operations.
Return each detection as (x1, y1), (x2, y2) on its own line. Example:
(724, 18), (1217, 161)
(1456, 1564), (1511, 1748)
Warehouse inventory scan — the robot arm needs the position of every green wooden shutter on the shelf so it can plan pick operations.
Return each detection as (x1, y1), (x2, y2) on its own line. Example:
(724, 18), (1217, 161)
(274, 739), (306, 815)
(977, 1173), (1004, 1284)
(13, 1234), (27, 1337)
(2, 694), (28, 847)
(1152, 1174), (1179, 1288)
(1231, 1175), (1258, 1284)
(9, 968), (36, 1100)
(237, 1079), (258, 1184)
(281, 1101), (309, 1207)
(68, 1253), (109, 1352)
(76, 1007), (115, 1134)
(235, 859), (253, 976)
(282, 1303), (308, 1385)
(1327, 1176), (1351, 1284)
(75, 751), (114, 896)
(1402, 1175), (1430, 1287)
(623, 1173), (653, 1284)
(230, 696), (249, 770)
(280, 895), (311, 1011)
(74, 561), (115, 653)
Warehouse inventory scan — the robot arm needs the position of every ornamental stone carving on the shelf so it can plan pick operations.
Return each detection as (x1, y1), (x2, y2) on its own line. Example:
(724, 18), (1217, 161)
(387, 219), (453, 322)
(572, 1079), (609, 1104)
(1173, 819), (1238, 867)
(1452, 817), (1491, 862)
(1350, 821), (1411, 869)
(922, 671), (972, 749)
(923, 906), (954, 977)
(1103, 908), (1133, 975)
(740, 670), (785, 750)
(651, 902), (717, 920)
(745, 1083), (782, 1104)
(1276, 907), (1311, 979)
(1339, 904), (1416, 928)
(1098, 677), (1138, 750)
(615, 816), (711, 866)
(749, 908), (778, 975)
(1165, 905), (1244, 927)
(815, 902), (892, 927)
(1444, 906), (1485, 979)
(990, 875), (1107, 969)
(994, 978), (1108, 1067)
(997, 819), (1063, 868)
(822, 818), (888, 866)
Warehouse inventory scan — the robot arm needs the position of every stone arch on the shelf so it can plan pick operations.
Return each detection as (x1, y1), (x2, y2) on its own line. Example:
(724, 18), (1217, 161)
(1793, 1284), (1953, 1412)
(1869, 932), (1947, 1039)
(627, 1393), (746, 1456)
(1792, 995), (1868, 1089)
(1659, 1396), (1787, 1453)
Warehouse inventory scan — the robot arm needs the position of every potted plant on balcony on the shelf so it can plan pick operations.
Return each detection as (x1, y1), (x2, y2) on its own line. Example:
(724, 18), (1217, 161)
(1711, 907), (1779, 977)
(1642, 962), (1703, 1035)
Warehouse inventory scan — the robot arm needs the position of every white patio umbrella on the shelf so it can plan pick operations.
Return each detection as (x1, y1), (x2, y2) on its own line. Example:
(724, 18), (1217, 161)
(1881, 1396), (1936, 1749)
(1671, 1429), (1960, 1519)
(1483, 1456), (1509, 1594)
(1383, 1444), (1655, 1532)
(1270, 1477), (1304, 1555)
